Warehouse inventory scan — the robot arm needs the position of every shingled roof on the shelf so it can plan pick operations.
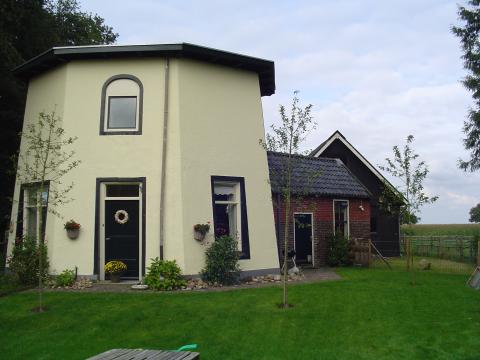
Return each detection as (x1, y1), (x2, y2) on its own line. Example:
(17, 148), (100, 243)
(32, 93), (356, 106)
(267, 151), (370, 198)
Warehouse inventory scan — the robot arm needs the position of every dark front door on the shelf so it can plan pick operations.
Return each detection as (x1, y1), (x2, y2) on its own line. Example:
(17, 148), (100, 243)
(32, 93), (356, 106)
(294, 214), (313, 263)
(105, 199), (139, 278)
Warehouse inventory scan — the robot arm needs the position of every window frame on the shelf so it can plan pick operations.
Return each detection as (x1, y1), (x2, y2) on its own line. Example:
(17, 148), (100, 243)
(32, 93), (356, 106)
(333, 199), (350, 238)
(99, 74), (143, 136)
(211, 176), (250, 259)
(21, 182), (50, 241)
(106, 95), (138, 130)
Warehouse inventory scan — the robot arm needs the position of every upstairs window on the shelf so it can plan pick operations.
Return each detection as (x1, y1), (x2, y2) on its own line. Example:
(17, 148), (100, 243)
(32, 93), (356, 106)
(211, 176), (250, 259)
(100, 75), (143, 135)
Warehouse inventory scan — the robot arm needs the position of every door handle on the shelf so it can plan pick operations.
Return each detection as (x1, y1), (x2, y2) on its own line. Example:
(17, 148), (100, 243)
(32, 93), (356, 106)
(106, 237), (111, 241)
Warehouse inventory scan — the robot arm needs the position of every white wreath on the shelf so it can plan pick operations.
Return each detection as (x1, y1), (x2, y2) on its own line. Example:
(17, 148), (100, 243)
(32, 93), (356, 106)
(114, 210), (129, 224)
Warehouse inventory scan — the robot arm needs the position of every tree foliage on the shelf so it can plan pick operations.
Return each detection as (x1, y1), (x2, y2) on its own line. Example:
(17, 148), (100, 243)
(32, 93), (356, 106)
(379, 135), (438, 225)
(0, 0), (117, 232)
(469, 203), (480, 223)
(452, 1), (480, 171)
(260, 91), (315, 308)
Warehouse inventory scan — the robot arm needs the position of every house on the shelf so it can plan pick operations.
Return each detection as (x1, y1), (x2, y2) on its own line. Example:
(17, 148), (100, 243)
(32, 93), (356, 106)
(310, 131), (402, 257)
(7, 43), (280, 280)
(268, 151), (371, 266)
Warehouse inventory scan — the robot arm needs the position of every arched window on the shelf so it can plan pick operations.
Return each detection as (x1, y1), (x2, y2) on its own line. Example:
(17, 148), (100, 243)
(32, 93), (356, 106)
(100, 74), (143, 135)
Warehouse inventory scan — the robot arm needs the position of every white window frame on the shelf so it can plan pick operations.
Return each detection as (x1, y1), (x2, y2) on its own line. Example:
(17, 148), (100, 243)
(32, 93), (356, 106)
(333, 199), (349, 238)
(105, 95), (139, 133)
(213, 181), (242, 251)
(23, 184), (48, 240)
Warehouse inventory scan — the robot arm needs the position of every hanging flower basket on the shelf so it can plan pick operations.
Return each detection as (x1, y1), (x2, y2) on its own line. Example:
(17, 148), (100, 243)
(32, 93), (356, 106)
(67, 228), (80, 239)
(64, 220), (81, 240)
(193, 222), (210, 241)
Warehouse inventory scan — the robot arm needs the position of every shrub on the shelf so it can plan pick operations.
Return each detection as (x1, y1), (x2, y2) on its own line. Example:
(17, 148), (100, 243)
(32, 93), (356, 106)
(327, 234), (352, 267)
(145, 258), (186, 290)
(7, 237), (49, 285)
(201, 235), (240, 285)
(55, 269), (76, 287)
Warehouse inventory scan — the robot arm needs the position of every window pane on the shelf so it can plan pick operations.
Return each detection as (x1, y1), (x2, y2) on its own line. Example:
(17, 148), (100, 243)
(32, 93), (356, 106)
(27, 185), (48, 206)
(334, 201), (349, 238)
(27, 207), (37, 239)
(213, 203), (230, 237)
(108, 97), (137, 129)
(106, 184), (139, 197)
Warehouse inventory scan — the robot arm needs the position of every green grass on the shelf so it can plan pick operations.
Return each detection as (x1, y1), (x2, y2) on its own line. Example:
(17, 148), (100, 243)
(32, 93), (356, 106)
(1, 269), (479, 360)
(402, 223), (480, 236)
(373, 256), (476, 274)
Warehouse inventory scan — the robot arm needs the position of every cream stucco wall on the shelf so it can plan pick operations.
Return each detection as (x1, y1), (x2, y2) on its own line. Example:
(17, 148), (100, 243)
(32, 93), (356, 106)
(8, 56), (279, 277)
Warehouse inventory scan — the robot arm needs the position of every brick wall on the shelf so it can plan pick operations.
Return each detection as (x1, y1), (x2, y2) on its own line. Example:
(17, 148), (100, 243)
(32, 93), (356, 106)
(273, 195), (370, 267)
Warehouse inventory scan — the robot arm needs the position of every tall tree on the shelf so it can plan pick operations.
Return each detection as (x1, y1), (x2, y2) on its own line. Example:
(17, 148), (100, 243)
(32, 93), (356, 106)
(452, 1), (480, 171)
(0, 0), (117, 237)
(469, 203), (480, 223)
(16, 110), (81, 312)
(261, 91), (315, 308)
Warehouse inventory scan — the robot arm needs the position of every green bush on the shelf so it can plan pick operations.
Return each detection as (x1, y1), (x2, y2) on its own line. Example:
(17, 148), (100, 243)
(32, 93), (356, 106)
(7, 237), (49, 285)
(145, 258), (186, 290)
(55, 269), (76, 287)
(327, 234), (352, 267)
(201, 235), (240, 285)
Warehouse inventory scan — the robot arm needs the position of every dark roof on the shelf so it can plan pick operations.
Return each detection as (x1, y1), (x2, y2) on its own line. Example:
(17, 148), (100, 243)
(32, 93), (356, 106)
(309, 130), (406, 203)
(267, 151), (370, 198)
(14, 43), (275, 96)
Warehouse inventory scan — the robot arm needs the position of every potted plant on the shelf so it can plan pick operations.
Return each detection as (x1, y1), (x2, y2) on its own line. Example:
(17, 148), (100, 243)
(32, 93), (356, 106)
(193, 222), (210, 241)
(104, 260), (127, 283)
(64, 219), (81, 239)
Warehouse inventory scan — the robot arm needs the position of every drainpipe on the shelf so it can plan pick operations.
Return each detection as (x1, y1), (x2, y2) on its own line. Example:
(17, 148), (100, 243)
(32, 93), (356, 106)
(159, 58), (170, 260)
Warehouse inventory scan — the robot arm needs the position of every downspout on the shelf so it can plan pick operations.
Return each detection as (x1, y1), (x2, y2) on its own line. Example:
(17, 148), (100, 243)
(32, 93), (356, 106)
(159, 58), (170, 260)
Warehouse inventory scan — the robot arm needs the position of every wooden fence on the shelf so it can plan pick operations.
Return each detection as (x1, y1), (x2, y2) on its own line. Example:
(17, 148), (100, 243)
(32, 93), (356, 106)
(401, 235), (478, 264)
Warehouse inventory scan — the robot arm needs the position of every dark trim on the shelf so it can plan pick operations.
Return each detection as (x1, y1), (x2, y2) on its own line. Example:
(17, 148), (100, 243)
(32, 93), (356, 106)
(99, 74), (143, 136)
(13, 43), (275, 96)
(210, 176), (250, 259)
(94, 177), (146, 278)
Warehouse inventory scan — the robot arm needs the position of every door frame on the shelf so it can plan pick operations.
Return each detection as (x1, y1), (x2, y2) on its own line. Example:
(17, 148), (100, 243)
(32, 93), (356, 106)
(94, 177), (146, 280)
(293, 212), (314, 266)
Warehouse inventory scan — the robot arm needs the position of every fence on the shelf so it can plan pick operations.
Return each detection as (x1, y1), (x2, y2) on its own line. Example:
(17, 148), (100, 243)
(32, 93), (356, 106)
(370, 235), (479, 275)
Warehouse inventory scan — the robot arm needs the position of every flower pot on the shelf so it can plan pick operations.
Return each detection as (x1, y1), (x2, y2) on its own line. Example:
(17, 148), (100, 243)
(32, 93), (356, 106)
(66, 228), (79, 239)
(194, 231), (205, 241)
(109, 273), (122, 283)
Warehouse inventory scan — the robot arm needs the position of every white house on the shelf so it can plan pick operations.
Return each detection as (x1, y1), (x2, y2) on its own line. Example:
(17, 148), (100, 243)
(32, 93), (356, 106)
(8, 43), (280, 280)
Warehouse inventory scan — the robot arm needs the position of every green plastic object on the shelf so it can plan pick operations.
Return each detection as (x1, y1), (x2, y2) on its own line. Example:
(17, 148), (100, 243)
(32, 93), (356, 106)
(176, 344), (198, 352)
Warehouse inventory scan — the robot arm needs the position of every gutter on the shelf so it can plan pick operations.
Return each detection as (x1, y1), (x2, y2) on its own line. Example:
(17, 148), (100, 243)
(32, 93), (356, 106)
(159, 58), (170, 259)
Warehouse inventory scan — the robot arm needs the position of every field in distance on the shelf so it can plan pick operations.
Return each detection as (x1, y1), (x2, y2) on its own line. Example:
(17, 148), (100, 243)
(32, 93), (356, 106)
(401, 223), (480, 236)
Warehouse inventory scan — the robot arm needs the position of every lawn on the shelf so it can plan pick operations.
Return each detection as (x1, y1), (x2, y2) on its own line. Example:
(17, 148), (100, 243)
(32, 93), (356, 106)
(0, 269), (479, 360)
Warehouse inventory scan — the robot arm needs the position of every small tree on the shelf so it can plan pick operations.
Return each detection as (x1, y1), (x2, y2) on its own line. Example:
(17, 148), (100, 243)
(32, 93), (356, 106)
(469, 204), (480, 223)
(379, 135), (437, 284)
(260, 91), (315, 308)
(15, 110), (80, 312)
(379, 135), (438, 226)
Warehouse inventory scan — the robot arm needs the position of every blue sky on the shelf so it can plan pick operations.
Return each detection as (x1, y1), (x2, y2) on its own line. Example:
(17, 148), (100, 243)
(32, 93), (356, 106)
(82, 0), (480, 223)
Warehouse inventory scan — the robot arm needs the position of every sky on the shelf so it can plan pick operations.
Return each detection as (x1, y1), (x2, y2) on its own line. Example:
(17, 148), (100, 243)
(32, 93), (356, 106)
(81, 0), (480, 224)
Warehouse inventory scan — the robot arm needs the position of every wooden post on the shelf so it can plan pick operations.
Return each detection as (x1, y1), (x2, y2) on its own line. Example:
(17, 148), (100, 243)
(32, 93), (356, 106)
(477, 240), (480, 267)
(368, 239), (372, 267)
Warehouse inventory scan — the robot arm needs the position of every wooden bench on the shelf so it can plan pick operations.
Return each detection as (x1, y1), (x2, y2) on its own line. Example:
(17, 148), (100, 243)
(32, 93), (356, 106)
(87, 348), (200, 359)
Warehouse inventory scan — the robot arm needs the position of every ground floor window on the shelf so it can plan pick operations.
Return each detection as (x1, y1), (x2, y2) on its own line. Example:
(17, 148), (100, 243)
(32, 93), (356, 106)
(23, 183), (49, 241)
(211, 176), (250, 258)
(334, 199), (349, 238)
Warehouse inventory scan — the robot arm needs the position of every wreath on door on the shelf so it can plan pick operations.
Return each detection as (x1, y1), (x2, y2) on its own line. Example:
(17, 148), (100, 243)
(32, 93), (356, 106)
(114, 210), (129, 224)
